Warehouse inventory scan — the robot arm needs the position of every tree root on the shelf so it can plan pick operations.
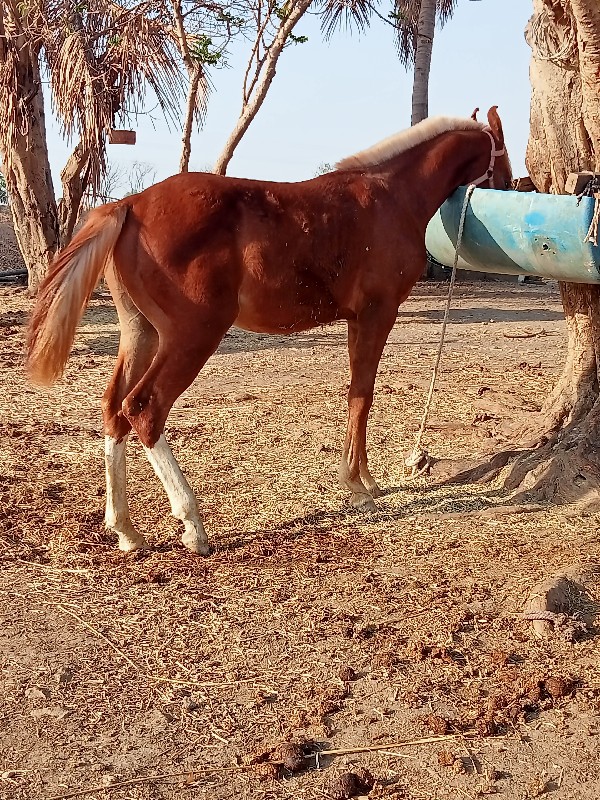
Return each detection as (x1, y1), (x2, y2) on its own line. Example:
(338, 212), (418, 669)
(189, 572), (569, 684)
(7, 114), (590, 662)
(432, 392), (600, 510)
(522, 564), (600, 640)
(432, 438), (600, 509)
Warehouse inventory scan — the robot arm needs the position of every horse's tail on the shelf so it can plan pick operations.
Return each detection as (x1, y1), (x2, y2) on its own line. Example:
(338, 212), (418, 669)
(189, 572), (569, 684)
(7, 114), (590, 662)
(27, 202), (130, 387)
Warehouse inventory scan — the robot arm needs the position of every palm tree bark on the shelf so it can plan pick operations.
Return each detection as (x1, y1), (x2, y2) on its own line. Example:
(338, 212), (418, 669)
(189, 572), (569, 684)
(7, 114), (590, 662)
(0, 20), (59, 293)
(411, 0), (436, 125)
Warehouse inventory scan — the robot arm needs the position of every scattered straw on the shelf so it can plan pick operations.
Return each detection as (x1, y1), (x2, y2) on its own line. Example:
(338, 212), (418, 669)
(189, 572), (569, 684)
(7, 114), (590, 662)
(48, 767), (242, 800)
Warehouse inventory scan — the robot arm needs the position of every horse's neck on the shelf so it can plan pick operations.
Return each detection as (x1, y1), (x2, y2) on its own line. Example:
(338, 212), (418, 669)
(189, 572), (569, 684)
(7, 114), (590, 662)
(386, 132), (484, 225)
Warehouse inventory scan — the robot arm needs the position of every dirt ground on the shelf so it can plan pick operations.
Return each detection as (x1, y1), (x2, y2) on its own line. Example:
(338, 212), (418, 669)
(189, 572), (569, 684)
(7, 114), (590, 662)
(1, 277), (599, 800)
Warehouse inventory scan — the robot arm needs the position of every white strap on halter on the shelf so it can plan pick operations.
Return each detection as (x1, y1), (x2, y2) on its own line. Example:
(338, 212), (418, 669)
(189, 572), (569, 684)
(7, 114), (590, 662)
(471, 126), (505, 188)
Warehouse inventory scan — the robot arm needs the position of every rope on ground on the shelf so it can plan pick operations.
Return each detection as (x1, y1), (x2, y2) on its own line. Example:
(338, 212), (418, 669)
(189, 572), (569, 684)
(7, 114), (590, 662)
(405, 184), (476, 478)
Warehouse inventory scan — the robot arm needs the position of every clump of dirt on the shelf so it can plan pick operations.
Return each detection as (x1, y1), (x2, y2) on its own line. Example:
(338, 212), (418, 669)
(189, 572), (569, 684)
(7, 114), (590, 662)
(469, 673), (576, 733)
(338, 664), (357, 682)
(318, 684), (349, 716)
(437, 749), (456, 767)
(326, 767), (375, 799)
(423, 713), (452, 735)
(245, 739), (316, 779)
(544, 675), (573, 699)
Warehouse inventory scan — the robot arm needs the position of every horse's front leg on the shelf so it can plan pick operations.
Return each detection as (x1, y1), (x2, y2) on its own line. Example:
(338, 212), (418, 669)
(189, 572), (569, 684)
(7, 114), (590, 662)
(339, 305), (397, 510)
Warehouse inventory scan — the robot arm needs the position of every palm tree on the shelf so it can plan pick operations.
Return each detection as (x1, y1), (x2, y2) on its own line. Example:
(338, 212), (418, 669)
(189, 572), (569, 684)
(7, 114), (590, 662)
(393, 0), (459, 125)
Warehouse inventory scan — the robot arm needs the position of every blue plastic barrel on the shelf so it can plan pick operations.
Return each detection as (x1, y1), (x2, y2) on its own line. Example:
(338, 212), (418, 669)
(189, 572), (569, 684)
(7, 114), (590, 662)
(425, 187), (600, 283)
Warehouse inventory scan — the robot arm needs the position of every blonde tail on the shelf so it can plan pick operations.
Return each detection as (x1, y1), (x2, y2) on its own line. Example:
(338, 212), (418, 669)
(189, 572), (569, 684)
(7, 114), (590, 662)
(26, 202), (129, 387)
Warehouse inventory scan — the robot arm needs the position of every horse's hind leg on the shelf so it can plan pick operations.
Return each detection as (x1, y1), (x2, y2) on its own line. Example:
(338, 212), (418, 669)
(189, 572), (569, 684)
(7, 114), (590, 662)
(102, 270), (158, 551)
(122, 313), (235, 555)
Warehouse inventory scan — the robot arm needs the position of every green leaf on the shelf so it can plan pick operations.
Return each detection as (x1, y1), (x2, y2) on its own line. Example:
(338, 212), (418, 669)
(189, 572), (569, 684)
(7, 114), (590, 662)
(190, 35), (222, 66)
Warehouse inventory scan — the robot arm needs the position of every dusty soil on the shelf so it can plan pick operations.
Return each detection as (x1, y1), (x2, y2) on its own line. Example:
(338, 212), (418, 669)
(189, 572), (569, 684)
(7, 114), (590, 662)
(1, 279), (599, 800)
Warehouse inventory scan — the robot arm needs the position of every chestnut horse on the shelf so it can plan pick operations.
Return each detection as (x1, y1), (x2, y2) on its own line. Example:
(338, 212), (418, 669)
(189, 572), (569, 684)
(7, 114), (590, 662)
(27, 107), (512, 555)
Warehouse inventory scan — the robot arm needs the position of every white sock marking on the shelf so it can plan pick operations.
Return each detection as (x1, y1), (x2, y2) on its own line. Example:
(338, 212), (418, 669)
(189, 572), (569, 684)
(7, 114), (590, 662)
(143, 434), (209, 554)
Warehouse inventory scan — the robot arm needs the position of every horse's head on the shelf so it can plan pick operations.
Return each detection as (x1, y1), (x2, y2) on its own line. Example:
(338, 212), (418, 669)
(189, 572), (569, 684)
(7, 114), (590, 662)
(471, 106), (513, 190)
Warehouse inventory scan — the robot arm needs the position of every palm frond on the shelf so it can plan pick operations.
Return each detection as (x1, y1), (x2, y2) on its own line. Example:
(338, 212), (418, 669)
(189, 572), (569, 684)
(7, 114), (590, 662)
(43, 0), (184, 194)
(1, 0), (184, 196)
(392, 0), (458, 67)
(320, 0), (374, 39)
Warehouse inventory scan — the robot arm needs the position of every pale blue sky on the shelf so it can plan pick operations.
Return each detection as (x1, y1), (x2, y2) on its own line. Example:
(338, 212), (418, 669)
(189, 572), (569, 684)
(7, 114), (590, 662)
(46, 0), (532, 188)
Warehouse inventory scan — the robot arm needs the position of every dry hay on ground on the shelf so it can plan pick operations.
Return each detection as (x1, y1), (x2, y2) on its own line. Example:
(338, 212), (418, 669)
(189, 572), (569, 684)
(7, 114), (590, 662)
(1, 281), (599, 800)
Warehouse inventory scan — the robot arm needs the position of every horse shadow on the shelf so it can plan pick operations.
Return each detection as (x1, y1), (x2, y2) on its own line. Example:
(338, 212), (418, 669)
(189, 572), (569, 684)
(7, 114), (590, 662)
(191, 482), (512, 559)
(81, 326), (350, 357)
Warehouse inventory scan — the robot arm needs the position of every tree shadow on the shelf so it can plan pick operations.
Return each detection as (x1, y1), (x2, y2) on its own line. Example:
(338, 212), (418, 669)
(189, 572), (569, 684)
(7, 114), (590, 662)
(409, 282), (558, 301)
(396, 307), (564, 324)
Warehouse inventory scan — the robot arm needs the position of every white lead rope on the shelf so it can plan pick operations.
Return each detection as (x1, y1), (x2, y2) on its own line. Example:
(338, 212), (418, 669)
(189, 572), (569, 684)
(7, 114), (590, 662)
(405, 183), (477, 477)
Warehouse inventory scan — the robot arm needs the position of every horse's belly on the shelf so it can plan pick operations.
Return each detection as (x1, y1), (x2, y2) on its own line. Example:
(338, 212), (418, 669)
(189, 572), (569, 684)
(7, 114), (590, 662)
(234, 285), (339, 334)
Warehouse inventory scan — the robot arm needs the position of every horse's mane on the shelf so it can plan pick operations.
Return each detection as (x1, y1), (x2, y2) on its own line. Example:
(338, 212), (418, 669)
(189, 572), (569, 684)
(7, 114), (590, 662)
(335, 116), (484, 171)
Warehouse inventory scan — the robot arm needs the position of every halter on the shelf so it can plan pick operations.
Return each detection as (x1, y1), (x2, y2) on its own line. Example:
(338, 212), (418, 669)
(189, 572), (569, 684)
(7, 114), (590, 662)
(471, 127), (505, 188)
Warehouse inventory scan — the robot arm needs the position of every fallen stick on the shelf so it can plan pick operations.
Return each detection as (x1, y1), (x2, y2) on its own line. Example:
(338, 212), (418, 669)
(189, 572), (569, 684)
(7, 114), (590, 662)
(49, 734), (498, 799)
(312, 734), (462, 756)
(502, 329), (547, 339)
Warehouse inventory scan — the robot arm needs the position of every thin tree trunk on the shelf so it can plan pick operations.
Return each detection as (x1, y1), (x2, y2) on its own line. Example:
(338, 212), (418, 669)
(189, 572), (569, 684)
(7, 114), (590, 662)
(180, 65), (201, 173)
(411, 0), (436, 126)
(57, 141), (90, 243)
(213, 0), (312, 176)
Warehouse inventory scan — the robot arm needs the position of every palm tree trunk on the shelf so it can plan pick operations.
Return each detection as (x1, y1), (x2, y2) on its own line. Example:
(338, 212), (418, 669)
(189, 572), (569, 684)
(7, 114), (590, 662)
(411, 0), (436, 126)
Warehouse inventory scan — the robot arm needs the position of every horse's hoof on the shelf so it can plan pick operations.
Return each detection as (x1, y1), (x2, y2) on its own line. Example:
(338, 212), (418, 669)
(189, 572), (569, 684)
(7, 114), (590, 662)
(181, 524), (210, 555)
(351, 493), (377, 512)
(116, 530), (149, 552)
(182, 537), (211, 556)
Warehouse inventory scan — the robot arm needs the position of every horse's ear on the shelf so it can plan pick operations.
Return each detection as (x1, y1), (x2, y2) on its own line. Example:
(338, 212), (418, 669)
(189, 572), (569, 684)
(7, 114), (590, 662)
(471, 107), (479, 121)
(487, 106), (504, 146)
